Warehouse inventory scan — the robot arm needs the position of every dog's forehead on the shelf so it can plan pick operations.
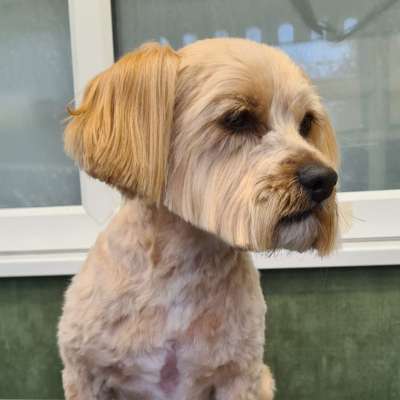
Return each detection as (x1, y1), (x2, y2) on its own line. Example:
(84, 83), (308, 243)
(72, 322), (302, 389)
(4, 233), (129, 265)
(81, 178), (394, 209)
(178, 38), (313, 109)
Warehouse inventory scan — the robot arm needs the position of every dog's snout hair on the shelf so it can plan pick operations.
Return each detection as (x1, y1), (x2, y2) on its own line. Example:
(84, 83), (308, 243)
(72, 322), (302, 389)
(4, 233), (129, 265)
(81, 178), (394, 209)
(60, 39), (340, 398)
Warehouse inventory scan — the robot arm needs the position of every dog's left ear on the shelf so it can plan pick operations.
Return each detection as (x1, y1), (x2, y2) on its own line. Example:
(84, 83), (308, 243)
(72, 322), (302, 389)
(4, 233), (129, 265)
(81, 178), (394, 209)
(65, 43), (179, 203)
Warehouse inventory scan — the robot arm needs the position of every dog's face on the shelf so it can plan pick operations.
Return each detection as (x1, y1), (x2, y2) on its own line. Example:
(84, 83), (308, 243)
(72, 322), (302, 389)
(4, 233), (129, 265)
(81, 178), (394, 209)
(65, 38), (338, 255)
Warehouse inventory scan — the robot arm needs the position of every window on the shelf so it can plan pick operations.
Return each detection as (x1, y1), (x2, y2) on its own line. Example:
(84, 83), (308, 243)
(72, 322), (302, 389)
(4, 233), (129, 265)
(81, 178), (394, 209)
(1, 0), (399, 275)
(1, 0), (79, 209)
(113, 0), (400, 268)
(0, 0), (119, 276)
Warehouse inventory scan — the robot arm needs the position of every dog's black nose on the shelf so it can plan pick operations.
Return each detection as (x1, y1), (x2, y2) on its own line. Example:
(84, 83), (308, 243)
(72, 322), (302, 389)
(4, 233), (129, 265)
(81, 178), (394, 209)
(298, 164), (338, 203)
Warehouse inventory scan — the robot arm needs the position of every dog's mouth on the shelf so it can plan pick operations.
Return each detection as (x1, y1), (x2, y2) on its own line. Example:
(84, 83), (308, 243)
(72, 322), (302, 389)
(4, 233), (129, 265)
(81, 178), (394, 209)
(279, 207), (316, 225)
(271, 206), (320, 253)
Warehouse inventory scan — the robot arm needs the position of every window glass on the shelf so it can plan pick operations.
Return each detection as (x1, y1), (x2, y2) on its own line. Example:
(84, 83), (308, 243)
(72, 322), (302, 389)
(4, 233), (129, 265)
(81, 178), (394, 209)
(113, 0), (400, 192)
(0, 0), (81, 208)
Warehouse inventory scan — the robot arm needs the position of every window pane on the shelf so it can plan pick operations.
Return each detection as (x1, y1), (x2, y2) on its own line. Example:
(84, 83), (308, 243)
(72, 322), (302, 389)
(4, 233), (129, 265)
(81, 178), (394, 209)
(0, 0), (81, 208)
(112, 0), (400, 192)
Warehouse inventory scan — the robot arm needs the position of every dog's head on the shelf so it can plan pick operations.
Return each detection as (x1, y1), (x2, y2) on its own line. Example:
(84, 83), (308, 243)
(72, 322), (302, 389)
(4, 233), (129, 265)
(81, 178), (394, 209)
(65, 38), (339, 255)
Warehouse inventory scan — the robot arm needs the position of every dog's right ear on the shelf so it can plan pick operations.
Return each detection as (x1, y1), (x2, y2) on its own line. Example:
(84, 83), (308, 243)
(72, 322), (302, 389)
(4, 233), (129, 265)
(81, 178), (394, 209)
(65, 43), (179, 203)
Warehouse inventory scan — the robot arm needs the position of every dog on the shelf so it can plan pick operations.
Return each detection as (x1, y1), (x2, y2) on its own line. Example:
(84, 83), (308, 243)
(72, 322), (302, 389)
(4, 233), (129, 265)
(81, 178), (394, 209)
(58, 38), (338, 400)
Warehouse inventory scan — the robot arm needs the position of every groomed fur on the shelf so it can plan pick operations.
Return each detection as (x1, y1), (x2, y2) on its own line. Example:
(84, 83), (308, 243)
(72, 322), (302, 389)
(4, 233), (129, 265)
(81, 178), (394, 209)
(65, 43), (179, 202)
(166, 39), (338, 254)
(59, 38), (339, 400)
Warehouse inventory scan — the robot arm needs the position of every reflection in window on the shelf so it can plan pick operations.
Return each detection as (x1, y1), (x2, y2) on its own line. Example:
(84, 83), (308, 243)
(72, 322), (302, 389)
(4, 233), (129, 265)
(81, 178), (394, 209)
(160, 36), (170, 45)
(245, 26), (262, 43)
(282, 41), (355, 80)
(278, 23), (294, 44)
(0, 0), (80, 208)
(344, 18), (358, 33)
(182, 33), (198, 46)
(112, 0), (400, 192)
(215, 30), (229, 37)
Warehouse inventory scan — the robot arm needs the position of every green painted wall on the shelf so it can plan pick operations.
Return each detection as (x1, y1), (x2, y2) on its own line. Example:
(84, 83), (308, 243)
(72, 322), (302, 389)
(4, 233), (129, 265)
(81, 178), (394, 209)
(0, 267), (399, 399)
(0, 277), (68, 399)
(262, 267), (400, 400)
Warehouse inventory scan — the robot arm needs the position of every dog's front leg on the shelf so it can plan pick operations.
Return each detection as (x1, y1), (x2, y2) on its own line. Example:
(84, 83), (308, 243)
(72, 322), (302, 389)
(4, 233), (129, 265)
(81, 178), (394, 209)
(259, 364), (275, 400)
(62, 367), (95, 400)
(215, 364), (275, 400)
(62, 366), (113, 400)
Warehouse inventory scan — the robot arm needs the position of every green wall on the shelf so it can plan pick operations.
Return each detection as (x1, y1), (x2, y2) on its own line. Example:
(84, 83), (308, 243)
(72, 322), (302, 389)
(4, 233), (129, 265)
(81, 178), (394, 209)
(0, 277), (68, 399)
(1, 267), (399, 399)
(262, 267), (400, 400)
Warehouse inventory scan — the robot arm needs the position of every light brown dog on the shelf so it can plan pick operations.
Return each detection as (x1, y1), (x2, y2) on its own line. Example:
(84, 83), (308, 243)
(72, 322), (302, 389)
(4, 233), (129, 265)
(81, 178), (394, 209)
(58, 38), (338, 400)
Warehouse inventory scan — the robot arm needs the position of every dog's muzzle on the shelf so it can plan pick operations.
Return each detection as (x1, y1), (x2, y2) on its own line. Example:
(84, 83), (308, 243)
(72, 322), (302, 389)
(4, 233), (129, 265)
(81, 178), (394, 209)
(297, 164), (338, 203)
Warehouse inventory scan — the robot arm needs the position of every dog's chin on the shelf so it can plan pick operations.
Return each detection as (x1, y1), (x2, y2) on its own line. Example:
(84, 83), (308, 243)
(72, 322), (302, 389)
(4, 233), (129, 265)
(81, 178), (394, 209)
(272, 210), (319, 253)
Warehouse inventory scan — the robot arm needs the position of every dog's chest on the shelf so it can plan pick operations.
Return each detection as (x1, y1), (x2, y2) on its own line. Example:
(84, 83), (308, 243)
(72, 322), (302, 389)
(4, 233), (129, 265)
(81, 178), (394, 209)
(102, 278), (261, 399)
(78, 236), (265, 398)
(107, 339), (218, 400)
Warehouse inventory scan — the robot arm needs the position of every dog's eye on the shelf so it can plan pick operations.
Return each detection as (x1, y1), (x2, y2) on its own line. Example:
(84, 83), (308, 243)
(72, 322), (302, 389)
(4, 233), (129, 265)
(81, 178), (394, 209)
(222, 110), (258, 133)
(299, 112), (314, 137)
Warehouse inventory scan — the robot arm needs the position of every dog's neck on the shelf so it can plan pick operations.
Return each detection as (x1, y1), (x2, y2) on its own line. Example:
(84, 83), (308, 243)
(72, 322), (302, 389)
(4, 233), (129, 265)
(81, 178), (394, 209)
(109, 197), (240, 275)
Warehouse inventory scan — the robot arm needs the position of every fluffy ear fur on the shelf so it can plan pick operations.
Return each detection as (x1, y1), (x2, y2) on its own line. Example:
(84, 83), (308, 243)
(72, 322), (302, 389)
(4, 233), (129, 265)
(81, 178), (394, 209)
(65, 43), (179, 203)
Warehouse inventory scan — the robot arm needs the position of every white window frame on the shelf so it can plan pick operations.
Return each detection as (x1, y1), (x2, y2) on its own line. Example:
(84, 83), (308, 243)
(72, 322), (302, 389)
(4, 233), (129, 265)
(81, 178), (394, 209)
(0, 0), (399, 277)
(0, 0), (120, 275)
